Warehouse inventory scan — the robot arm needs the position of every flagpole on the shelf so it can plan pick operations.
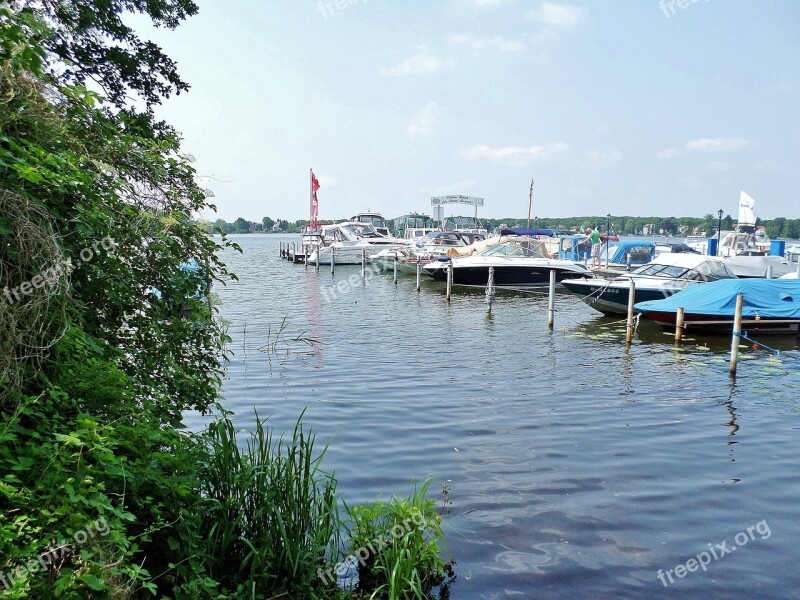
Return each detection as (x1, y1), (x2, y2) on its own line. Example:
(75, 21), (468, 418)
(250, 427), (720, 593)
(309, 168), (313, 230)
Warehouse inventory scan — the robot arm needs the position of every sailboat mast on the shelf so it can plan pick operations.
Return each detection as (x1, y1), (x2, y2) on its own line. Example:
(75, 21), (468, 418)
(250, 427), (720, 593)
(527, 179), (534, 229)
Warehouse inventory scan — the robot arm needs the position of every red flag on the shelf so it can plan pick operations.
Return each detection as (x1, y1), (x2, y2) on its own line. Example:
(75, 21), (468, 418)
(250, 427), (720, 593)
(310, 170), (320, 230)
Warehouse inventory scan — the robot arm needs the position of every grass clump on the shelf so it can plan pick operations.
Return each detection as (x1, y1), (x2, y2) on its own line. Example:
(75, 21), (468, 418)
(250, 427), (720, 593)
(343, 478), (455, 599)
(199, 409), (343, 599)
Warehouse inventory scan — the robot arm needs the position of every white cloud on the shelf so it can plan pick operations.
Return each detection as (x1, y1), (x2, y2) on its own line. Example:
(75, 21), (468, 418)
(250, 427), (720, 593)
(526, 2), (585, 28)
(586, 150), (622, 168)
(683, 137), (751, 152)
(408, 102), (441, 136)
(706, 160), (729, 172)
(379, 46), (455, 77)
(657, 147), (681, 159)
(461, 142), (568, 166)
(449, 33), (527, 52)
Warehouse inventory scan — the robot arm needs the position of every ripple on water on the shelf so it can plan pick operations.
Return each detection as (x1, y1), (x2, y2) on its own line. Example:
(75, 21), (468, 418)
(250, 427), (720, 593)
(214, 236), (800, 599)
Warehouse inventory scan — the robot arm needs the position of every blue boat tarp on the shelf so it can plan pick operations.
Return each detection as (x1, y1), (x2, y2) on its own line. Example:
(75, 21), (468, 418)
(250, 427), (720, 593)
(500, 228), (556, 237)
(635, 279), (800, 318)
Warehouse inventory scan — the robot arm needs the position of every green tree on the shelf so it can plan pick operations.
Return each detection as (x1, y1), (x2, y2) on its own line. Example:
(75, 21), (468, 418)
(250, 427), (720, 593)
(263, 216), (275, 230)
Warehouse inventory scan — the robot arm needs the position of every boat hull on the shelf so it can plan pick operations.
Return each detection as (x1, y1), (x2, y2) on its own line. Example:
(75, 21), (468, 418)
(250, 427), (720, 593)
(424, 263), (589, 287)
(561, 280), (685, 315)
(642, 311), (800, 336)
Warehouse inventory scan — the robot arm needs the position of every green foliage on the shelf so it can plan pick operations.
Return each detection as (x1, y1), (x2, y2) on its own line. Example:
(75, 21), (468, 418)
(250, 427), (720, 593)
(346, 478), (454, 600)
(1, 4), (454, 599)
(198, 411), (343, 599)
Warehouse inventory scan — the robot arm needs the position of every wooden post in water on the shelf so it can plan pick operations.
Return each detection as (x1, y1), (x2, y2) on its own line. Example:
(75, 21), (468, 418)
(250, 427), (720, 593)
(279, 242), (283, 258)
(729, 294), (744, 375)
(304, 245), (308, 269)
(416, 257), (421, 292)
(315, 246), (320, 271)
(547, 269), (556, 329)
(330, 247), (335, 275)
(393, 254), (398, 284)
(361, 248), (366, 278)
(766, 265), (773, 279)
(796, 258), (800, 277)
(486, 266), (496, 312)
(625, 278), (636, 344)
(446, 262), (453, 302)
(675, 307), (685, 343)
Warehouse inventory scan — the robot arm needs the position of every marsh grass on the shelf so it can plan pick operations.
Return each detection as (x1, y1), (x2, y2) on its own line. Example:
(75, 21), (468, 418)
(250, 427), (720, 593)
(347, 478), (455, 599)
(200, 410), (342, 598)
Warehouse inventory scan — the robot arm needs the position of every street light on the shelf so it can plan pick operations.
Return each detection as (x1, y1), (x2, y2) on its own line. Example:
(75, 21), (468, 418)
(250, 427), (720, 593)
(717, 209), (724, 256)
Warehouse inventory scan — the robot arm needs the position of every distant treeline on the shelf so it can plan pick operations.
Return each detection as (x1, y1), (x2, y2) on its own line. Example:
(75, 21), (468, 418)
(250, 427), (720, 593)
(210, 215), (800, 238)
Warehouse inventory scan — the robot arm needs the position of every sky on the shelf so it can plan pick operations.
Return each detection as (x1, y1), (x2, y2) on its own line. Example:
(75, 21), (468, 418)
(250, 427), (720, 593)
(131, 1), (800, 222)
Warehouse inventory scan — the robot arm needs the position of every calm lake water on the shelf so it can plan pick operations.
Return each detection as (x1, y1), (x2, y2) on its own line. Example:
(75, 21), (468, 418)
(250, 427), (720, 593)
(207, 234), (800, 599)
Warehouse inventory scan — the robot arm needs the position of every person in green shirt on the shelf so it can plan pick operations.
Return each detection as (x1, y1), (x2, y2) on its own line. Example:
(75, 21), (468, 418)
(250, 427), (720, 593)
(584, 227), (601, 267)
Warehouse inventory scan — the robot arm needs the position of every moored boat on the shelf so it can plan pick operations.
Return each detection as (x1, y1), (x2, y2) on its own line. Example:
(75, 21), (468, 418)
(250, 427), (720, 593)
(423, 238), (591, 287)
(634, 279), (800, 335)
(561, 254), (737, 315)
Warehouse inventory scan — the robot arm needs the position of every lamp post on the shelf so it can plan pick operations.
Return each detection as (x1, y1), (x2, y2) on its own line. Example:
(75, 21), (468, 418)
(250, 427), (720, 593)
(717, 209), (723, 256)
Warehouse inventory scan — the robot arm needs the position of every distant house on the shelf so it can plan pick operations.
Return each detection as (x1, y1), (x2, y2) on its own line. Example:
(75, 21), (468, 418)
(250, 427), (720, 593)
(642, 224), (655, 235)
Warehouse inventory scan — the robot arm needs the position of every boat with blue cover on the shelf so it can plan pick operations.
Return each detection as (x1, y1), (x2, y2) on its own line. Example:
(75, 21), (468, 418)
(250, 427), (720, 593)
(635, 279), (800, 335)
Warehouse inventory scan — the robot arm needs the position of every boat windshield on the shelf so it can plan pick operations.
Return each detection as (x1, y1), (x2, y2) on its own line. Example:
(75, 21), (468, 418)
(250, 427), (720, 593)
(631, 260), (735, 281)
(480, 242), (549, 259)
(342, 223), (382, 238)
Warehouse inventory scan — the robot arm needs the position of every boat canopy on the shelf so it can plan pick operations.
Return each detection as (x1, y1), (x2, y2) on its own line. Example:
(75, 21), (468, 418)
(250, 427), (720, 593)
(500, 228), (556, 237)
(600, 240), (656, 265)
(635, 279), (800, 318)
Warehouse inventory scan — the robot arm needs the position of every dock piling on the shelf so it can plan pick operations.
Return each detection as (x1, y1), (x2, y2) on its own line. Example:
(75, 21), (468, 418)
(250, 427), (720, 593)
(361, 248), (366, 278)
(547, 269), (556, 329)
(304, 245), (308, 269)
(446, 262), (453, 302)
(729, 294), (744, 375)
(486, 266), (496, 312)
(330, 248), (335, 275)
(393, 254), (398, 284)
(625, 279), (636, 344)
(416, 257), (421, 292)
(315, 246), (320, 271)
(675, 307), (685, 343)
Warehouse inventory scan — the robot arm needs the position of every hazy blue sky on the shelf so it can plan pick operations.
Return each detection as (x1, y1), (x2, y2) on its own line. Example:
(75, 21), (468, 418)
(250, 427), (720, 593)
(134, 1), (799, 222)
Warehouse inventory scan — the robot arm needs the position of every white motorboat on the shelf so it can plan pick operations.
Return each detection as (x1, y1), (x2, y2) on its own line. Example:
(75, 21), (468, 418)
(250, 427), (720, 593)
(423, 238), (591, 287)
(307, 222), (400, 265)
(350, 212), (391, 237)
(561, 253), (738, 315)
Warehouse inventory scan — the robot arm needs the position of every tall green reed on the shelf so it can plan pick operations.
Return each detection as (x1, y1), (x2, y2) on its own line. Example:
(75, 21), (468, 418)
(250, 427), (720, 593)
(199, 410), (342, 598)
